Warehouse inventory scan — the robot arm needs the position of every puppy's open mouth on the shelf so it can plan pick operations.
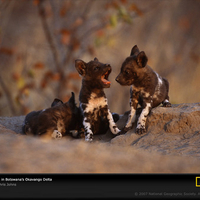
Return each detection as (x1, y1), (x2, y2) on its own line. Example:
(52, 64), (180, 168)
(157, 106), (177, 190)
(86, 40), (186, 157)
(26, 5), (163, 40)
(101, 69), (111, 85)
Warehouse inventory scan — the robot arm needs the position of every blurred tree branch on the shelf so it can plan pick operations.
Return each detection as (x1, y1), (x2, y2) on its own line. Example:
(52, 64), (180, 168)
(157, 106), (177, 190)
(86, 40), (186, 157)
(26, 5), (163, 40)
(0, 0), (143, 115)
(0, 75), (16, 115)
(37, 0), (62, 75)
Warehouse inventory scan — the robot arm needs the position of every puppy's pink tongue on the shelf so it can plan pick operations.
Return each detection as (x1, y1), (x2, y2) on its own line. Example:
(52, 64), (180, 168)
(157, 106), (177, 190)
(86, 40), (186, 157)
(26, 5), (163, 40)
(101, 76), (111, 85)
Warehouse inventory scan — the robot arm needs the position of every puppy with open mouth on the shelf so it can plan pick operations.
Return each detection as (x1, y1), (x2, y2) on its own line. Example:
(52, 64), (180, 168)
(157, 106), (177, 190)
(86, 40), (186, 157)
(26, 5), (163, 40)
(75, 57), (120, 142)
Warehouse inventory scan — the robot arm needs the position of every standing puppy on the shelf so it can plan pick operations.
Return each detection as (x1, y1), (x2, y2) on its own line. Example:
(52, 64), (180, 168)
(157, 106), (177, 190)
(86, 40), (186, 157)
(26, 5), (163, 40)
(75, 58), (120, 141)
(116, 45), (171, 134)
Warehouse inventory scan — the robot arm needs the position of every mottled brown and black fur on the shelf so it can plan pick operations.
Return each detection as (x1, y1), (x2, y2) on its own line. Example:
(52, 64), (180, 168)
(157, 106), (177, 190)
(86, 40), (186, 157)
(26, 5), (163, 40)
(75, 58), (120, 142)
(22, 92), (82, 139)
(116, 45), (171, 134)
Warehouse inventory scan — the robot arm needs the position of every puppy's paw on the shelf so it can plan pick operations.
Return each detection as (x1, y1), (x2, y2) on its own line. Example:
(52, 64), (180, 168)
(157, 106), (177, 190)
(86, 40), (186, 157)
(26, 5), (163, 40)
(114, 128), (121, 135)
(70, 130), (79, 138)
(52, 130), (62, 140)
(110, 126), (121, 135)
(116, 130), (125, 136)
(124, 126), (133, 132)
(85, 133), (93, 142)
(163, 102), (171, 107)
(117, 126), (131, 135)
(136, 125), (146, 135)
(163, 100), (171, 107)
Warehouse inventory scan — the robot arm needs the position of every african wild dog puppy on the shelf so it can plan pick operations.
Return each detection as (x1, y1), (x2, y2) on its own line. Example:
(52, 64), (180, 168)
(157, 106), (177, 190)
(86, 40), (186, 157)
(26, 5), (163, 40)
(22, 92), (82, 139)
(116, 45), (171, 135)
(75, 58), (120, 142)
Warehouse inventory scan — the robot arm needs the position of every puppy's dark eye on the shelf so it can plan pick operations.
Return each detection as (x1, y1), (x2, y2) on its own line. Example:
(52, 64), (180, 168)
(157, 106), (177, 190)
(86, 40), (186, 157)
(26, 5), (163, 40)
(94, 66), (100, 71)
(125, 70), (130, 75)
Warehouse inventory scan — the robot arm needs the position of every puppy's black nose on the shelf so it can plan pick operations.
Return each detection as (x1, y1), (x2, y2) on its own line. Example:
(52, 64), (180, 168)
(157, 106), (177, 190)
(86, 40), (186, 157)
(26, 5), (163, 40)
(115, 77), (119, 82)
(105, 64), (110, 67)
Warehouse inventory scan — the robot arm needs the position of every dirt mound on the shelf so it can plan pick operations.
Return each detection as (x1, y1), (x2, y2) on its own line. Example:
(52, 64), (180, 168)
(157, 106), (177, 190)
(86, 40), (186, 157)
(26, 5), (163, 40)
(0, 103), (200, 173)
(110, 103), (200, 156)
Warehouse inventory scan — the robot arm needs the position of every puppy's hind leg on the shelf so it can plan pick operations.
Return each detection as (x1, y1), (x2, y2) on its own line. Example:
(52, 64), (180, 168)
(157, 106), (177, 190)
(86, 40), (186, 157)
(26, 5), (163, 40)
(162, 78), (171, 107)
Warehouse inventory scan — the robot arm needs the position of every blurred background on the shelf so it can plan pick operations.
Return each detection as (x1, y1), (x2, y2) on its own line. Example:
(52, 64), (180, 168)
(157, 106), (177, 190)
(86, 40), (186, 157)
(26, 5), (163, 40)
(0, 0), (200, 116)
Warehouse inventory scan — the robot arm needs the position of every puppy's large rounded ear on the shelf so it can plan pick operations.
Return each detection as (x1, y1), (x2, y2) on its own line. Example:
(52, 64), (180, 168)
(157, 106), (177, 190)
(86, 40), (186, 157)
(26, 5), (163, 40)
(94, 57), (99, 62)
(136, 51), (148, 68)
(75, 59), (86, 76)
(130, 45), (140, 56)
(51, 98), (63, 107)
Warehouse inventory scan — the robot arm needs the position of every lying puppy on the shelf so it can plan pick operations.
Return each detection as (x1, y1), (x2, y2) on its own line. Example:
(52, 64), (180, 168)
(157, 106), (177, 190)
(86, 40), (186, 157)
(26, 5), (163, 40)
(116, 45), (171, 134)
(75, 58), (120, 141)
(22, 92), (82, 139)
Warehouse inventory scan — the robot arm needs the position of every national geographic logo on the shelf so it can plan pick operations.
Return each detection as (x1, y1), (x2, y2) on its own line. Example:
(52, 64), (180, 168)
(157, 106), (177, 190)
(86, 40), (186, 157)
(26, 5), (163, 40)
(196, 177), (200, 187)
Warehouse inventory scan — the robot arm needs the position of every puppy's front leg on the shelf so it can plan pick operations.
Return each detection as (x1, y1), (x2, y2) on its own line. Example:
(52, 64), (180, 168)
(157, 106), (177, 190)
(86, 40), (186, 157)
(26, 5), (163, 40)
(83, 115), (93, 142)
(80, 103), (94, 141)
(124, 91), (139, 133)
(136, 99), (152, 135)
(107, 109), (120, 134)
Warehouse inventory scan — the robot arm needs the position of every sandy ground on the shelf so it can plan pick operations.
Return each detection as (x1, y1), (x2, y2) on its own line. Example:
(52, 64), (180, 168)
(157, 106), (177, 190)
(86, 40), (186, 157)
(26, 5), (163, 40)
(0, 103), (200, 173)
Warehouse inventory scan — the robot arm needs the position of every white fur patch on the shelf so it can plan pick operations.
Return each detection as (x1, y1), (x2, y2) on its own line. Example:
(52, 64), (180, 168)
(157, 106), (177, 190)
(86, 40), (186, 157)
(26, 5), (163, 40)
(81, 92), (120, 137)
(155, 72), (163, 91)
(137, 103), (151, 128)
(164, 99), (169, 103)
(156, 72), (163, 86)
(125, 107), (136, 129)
(83, 93), (108, 113)
(153, 72), (163, 99)
(81, 93), (108, 140)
